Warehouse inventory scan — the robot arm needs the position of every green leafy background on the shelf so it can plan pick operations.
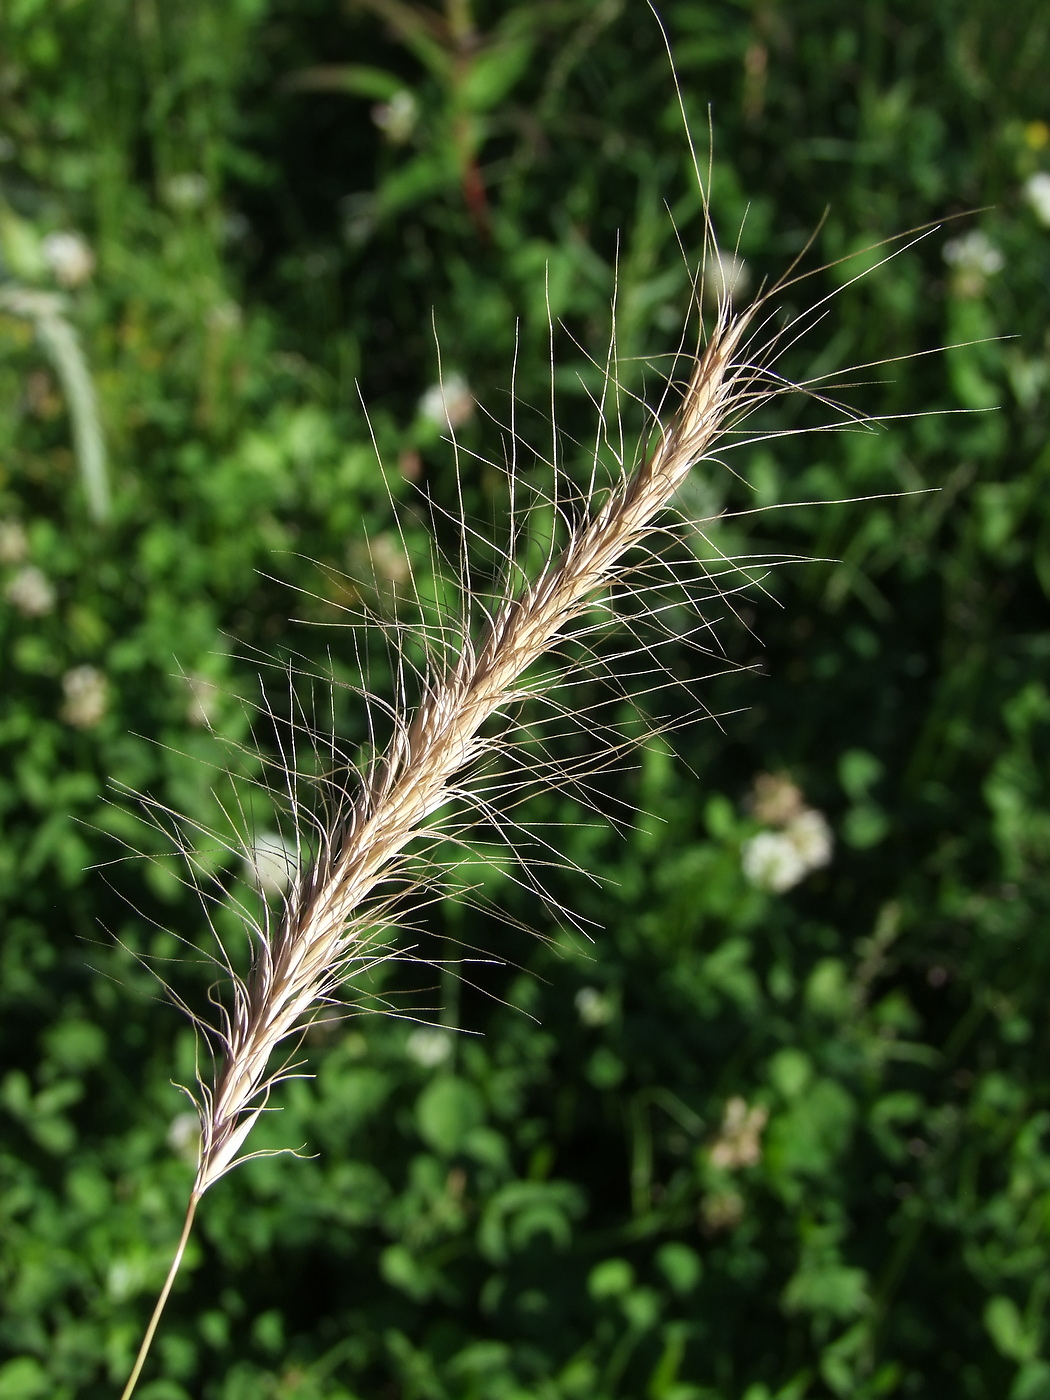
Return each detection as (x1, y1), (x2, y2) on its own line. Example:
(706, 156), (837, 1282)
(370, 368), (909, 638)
(2, 1), (1049, 1397)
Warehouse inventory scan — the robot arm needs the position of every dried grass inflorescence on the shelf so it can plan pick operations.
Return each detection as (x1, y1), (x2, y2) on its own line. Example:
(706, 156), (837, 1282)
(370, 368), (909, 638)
(196, 311), (752, 1200)
(119, 267), (779, 1395)
(119, 172), (908, 1385)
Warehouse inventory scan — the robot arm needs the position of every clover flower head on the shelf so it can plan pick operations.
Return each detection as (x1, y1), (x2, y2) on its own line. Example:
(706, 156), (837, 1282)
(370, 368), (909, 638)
(743, 773), (834, 893)
(367, 532), (412, 584)
(406, 1027), (453, 1067)
(167, 1112), (201, 1166)
(943, 229), (1003, 296)
(163, 172), (209, 211)
(575, 986), (615, 1027)
(709, 1096), (769, 1170)
(750, 771), (804, 826)
(785, 807), (833, 872)
(60, 665), (108, 728)
(6, 564), (55, 617)
(0, 519), (29, 564)
(419, 372), (474, 430)
(372, 90), (417, 144)
(185, 674), (222, 727)
(742, 830), (808, 892)
(943, 229), (1004, 275)
(244, 831), (298, 897)
(700, 1189), (745, 1232)
(42, 230), (95, 288)
(703, 248), (750, 306)
(1024, 172), (1050, 228)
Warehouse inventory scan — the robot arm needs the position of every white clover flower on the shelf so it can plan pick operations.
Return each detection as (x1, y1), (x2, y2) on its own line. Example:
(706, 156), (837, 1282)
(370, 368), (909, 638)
(406, 1027), (453, 1067)
(41, 231), (95, 288)
(163, 172), (209, 211)
(943, 230), (1003, 295)
(107, 1257), (150, 1305)
(185, 674), (221, 727)
(167, 1111), (201, 1165)
(701, 1189), (745, 1232)
(749, 771), (804, 827)
(741, 829), (808, 893)
(60, 665), (108, 729)
(5, 564), (55, 617)
(575, 986), (615, 1027)
(372, 89), (417, 144)
(1024, 172), (1050, 228)
(367, 532), (411, 584)
(742, 770), (834, 893)
(943, 229), (1004, 274)
(244, 830), (298, 897)
(0, 519), (29, 564)
(703, 249), (749, 306)
(222, 211), (250, 244)
(709, 1096), (769, 1170)
(205, 300), (242, 333)
(785, 808), (833, 872)
(419, 372), (474, 430)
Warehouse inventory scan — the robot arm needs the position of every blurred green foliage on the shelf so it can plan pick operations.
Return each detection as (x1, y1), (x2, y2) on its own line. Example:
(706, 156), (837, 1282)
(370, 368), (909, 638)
(2, 1), (1050, 1397)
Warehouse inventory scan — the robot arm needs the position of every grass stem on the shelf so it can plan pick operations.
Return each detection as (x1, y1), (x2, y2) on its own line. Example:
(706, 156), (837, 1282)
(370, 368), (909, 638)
(119, 1192), (200, 1400)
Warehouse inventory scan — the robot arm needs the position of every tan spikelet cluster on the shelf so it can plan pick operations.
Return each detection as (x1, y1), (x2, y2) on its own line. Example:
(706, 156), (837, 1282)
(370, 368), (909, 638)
(119, 287), (761, 1400)
(119, 195), (952, 1384)
(197, 307), (751, 1197)
(118, 293), (760, 1398)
